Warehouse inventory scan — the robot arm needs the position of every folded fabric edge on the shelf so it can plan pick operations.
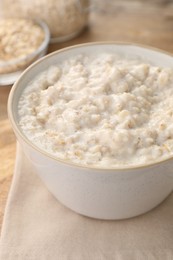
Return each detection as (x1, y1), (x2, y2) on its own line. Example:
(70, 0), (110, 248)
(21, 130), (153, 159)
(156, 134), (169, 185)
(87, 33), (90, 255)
(0, 143), (19, 244)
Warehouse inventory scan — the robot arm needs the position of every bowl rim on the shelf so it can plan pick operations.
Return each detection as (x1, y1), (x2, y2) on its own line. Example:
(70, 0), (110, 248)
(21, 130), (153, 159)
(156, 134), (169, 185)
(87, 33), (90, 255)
(8, 41), (173, 171)
(0, 18), (50, 68)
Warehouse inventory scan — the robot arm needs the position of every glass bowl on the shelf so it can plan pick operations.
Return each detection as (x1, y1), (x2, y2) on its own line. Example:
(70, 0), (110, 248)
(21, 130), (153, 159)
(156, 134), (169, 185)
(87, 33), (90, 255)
(0, 18), (50, 86)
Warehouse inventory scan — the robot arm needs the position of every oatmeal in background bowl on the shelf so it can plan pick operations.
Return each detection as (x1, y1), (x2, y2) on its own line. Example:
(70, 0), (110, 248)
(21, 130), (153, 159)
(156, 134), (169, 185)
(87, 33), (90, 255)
(8, 43), (173, 220)
(0, 0), (89, 43)
(0, 18), (50, 85)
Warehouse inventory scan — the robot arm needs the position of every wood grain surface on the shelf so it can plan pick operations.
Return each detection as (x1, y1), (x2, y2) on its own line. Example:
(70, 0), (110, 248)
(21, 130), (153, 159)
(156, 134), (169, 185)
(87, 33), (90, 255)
(1, 0), (173, 233)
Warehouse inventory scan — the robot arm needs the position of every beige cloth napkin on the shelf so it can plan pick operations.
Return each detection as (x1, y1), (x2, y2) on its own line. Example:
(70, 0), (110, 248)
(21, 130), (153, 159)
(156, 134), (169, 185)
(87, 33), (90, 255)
(0, 144), (173, 260)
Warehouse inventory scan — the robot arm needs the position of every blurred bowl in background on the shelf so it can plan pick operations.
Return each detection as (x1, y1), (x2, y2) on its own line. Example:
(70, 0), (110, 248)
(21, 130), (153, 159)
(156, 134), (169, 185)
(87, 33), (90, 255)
(0, 18), (50, 86)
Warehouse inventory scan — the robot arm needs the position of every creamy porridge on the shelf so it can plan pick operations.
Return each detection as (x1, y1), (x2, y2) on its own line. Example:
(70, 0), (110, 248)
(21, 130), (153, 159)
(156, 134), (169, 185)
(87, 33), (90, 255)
(18, 53), (173, 167)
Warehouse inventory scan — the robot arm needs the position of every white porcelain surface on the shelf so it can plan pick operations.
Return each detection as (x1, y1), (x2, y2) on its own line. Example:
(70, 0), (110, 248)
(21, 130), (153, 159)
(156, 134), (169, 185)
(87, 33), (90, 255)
(8, 43), (173, 219)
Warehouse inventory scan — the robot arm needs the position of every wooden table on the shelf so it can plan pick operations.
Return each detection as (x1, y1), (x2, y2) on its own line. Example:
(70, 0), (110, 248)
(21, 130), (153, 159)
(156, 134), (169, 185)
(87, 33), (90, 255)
(1, 0), (173, 232)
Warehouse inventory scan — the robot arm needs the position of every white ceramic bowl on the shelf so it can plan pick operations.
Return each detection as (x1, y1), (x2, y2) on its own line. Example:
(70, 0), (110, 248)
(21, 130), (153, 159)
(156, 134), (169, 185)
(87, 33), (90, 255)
(8, 42), (173, 220)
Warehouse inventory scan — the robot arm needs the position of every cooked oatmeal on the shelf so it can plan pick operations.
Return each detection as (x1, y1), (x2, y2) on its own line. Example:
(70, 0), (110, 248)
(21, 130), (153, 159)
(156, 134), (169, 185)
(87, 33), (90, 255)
(18, 54), (173, 167)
